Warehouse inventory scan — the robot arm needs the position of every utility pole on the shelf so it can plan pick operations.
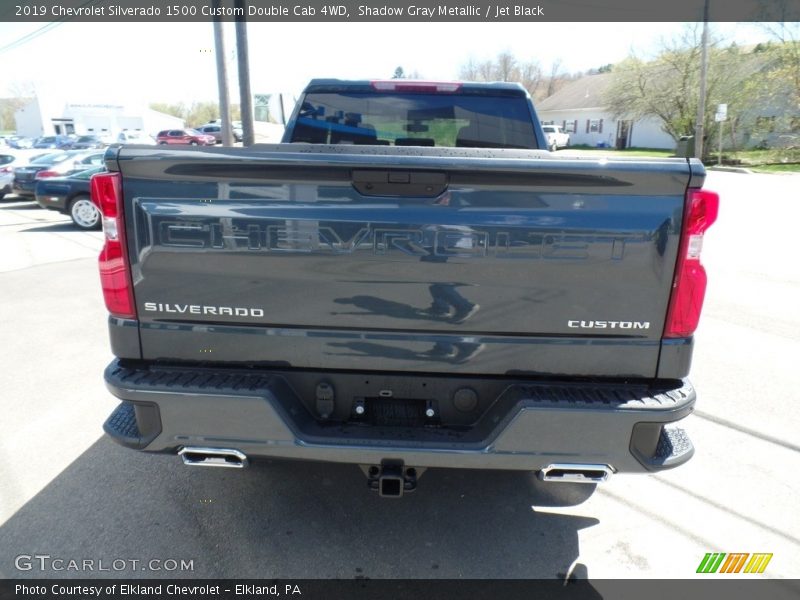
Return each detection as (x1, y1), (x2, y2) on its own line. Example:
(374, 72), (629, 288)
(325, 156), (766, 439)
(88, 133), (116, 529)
(235, 0), (255, 146)
(695, 0), (710, 160)
(213, 0), (233, 146)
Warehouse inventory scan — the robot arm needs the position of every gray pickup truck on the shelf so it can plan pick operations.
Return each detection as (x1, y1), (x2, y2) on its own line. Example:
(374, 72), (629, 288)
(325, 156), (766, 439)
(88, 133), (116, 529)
(97, 79), (718, 497)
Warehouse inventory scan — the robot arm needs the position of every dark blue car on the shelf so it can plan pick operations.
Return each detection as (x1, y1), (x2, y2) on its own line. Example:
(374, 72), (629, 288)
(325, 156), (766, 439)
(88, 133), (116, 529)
(33, 135), (73, 149)
(34, 165), (105, 230)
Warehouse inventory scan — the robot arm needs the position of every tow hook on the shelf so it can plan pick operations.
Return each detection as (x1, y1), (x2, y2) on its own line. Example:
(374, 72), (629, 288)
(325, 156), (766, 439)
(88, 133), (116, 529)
(361, 461), (422, 498)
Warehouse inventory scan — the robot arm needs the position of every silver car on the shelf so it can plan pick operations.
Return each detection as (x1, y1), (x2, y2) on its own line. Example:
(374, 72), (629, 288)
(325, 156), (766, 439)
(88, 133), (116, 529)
(0, 154), (14, 199)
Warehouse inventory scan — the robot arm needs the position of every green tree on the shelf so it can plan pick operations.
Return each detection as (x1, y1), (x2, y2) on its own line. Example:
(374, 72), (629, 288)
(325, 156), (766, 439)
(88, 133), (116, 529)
(758, 22), (800, 147)
(392, 66), (405, 79)
(185, 101), (220, 127)
(605, 26), (765, 154)
(149, 101), (242, 127)
(149, 102), (188, 120)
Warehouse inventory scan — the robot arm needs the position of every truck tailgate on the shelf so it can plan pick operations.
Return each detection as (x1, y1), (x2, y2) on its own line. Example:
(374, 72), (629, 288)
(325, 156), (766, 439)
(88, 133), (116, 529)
(113, 145), (698, 377)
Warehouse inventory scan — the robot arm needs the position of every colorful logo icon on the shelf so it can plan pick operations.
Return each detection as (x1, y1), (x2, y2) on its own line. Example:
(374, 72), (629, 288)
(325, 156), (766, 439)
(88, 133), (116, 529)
(696, 553), (773, 574)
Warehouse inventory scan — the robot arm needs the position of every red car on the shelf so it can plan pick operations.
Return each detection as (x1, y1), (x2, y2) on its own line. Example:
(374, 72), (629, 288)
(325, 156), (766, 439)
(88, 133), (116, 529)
(156, 129), (216, 146)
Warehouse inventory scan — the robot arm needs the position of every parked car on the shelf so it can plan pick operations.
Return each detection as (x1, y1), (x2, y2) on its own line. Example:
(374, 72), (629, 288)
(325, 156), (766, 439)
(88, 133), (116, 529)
(202, 119), (242, 129)
(0, 152), (51, 198)
(70, 135), (106, 149)
(6, 136), (34, 149)
(0, 154), (14, 199)
(196, 124), (243, 144)
(116, 131), (156, 145)
(13, 150), (105, 196)
(542, 125), (570, 150)
(34, 165), (105, 230)
(156, 129), (216, 146)
(33, 135), (74, 150)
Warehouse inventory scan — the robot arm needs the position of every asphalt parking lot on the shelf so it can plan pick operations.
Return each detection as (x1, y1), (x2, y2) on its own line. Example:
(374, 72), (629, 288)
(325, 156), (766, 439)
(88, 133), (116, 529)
(0, 171), (798, 581)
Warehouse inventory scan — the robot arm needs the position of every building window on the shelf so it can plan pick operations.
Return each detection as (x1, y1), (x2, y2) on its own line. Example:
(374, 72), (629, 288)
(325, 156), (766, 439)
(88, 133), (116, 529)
(589, 119), (603, 133)
(563, 121), (576, 133)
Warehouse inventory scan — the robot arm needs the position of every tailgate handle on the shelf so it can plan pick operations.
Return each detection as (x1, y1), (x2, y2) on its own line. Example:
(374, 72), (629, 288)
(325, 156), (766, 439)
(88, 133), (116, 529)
(352, 170), (447, 198)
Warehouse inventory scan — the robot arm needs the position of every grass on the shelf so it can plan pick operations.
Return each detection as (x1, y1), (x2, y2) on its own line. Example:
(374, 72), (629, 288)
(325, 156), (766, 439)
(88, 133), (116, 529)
(749, 163), (800, 173)
(708, 147), (800, 173)
(567, 144), (800, 171)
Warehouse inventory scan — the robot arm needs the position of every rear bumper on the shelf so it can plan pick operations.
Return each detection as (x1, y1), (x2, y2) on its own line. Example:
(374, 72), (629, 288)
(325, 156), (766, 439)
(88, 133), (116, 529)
(12, 181), (35, 196)
(103, 360), (696, 473)
(34, 195), (67, 212)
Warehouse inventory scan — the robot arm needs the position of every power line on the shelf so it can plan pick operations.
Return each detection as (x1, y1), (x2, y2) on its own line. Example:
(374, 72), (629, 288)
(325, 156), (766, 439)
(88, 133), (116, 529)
(0, 22), (66, 55)
(0, 0), (98, 56)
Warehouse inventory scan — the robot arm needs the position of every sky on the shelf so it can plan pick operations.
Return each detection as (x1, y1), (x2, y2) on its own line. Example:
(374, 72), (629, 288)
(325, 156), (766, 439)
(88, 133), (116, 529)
(0, 20), (779, 109)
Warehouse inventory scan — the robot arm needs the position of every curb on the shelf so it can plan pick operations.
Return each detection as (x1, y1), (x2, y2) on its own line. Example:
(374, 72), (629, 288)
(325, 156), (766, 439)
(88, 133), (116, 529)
(706, 166), (754, 174)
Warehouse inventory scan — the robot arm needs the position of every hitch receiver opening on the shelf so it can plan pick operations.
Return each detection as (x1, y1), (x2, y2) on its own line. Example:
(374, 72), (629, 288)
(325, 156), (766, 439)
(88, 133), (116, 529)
(363, 461), (420, 497)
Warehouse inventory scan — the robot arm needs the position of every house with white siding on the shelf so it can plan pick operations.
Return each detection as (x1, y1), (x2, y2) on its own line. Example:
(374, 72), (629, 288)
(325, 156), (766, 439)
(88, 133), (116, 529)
(537, 74), (676, 150)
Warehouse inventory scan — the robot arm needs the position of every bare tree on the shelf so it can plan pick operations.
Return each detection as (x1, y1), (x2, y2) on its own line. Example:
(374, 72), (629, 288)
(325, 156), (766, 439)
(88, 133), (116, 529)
(1, 80), (36, 131)
(458, 58), (480, 81)
(459, 52), (543, 98)
(495, 51), (517, 81)
(544, 59), (562, 98)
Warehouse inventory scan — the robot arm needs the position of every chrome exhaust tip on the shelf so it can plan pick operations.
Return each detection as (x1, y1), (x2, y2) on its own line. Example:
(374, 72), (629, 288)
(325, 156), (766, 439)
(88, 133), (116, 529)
(539, 463), (614, 483)
(178, 447), (248, 469)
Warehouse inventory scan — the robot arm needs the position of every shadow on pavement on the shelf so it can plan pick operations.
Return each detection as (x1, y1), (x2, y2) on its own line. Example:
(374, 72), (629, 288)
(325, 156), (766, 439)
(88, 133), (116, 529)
(0, 437), (600, 581)
(20, 223), (86, 233)
(0, 200), (41, 210)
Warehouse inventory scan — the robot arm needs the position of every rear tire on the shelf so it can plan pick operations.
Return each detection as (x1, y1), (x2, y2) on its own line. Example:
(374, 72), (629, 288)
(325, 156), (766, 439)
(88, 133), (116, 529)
(190, 141), (199, 146)
(68, 195), (101, 230)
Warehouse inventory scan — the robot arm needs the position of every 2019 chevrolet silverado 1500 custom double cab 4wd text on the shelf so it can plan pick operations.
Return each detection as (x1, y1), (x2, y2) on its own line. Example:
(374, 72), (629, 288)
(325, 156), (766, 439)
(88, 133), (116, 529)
(97, 80), (718, 497)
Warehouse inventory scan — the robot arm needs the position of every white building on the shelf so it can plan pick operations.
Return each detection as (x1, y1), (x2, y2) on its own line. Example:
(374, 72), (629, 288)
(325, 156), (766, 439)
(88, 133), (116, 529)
(537, 74), (676, 150)
(14, 96), (184, 139)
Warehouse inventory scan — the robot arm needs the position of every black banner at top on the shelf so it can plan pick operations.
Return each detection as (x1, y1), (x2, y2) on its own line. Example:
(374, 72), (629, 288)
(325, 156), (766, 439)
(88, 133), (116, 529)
(3, 579), (800, 600)
(1, 0), (799, 22)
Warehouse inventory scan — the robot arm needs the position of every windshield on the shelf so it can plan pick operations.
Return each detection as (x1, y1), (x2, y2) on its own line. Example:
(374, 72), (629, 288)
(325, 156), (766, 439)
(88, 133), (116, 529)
(76, 136), (95, 142)
(290, 92), (538, 149)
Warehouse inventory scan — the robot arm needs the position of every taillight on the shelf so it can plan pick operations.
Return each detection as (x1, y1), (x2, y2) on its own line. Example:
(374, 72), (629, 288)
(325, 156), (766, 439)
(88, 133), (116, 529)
(35, 170), (60, 178)
(0, 166), (12, 173)
(91, 172), (136, 318)
(370, 80), (462, 93)
(664, 188), (719, 338)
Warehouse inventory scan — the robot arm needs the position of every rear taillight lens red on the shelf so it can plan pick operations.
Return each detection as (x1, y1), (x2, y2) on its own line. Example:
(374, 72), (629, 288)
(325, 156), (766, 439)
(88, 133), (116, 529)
(0, 166), (12, 173)
(664, 188), (719, 338)
(91, 172), (136, 318)
(35, 170), (59, 178)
